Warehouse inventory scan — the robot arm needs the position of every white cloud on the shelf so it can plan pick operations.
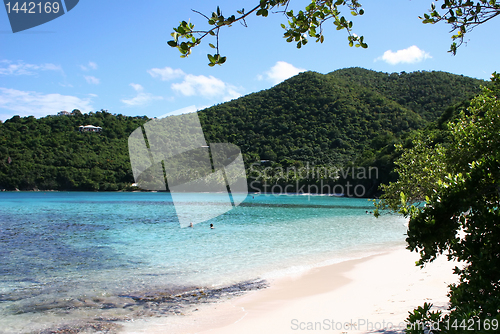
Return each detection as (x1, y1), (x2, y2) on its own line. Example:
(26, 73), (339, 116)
(0, 87), (93, 121)
(172, 75), (223, 97)
(260, 61), (306, 85)
(84, 75), (100, 85)
(158, 105), (198, 118)
(223, 88), (242, 101)
(121, 83), (163, 106)
(171, 74), (242, 101)
(0, 60), (62, 76)
(148, 67), (185, 81)
(130, 83), (143, 92)
(375, 45), (432, 65)
(148, 67), (242, 103)
(80, 61), (98, 71)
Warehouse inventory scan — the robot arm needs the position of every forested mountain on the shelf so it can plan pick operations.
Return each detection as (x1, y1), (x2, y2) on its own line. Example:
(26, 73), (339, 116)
(329, 67), (483, 121)
(0, 68), (486, 193)
(199, 69), (484, 166)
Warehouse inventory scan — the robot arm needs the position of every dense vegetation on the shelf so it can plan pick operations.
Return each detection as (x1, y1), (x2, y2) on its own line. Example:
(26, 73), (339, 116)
(329, 68), (483, 121)
(379, 74), (500, 333)
(0, 111), (148, 191)
(0, 68), (485, 193)
(199, 68), (484, 194)
(200, 68), (483, 163)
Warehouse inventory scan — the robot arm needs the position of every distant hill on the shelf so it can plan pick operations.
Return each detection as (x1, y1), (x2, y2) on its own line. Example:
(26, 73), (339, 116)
(199, 68), (484, 165)
(329, 67), (484, 121)
(0, 68), (486, 193)
(0, 111), (148, 191)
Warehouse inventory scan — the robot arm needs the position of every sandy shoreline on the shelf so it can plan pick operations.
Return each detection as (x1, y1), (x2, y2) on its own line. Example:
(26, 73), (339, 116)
(118, 246), (459, 334)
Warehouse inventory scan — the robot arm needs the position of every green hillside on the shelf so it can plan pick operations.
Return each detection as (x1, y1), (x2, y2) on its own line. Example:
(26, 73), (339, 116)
(0, 111), (148, 191)
(197, 69), (484, 195)
(199, 70), (423, 166)
(0, 68), (486, 194)
(329, 67), (483, 121)
(199, 69), (485, 166)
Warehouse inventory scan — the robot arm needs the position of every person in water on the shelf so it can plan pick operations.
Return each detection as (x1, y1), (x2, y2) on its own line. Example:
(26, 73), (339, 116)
(210, 223), (214, 229)
(189, 222), (193, 228)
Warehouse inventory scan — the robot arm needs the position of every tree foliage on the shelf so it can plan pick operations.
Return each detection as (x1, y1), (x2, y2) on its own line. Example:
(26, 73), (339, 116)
(168, 0), (366, 66)
(198, 68), (483, 194)
(168, 0), (499, 65)
(420, 0), (500, 54)
(0, 110), (148, 191)
(377, 74), (500, 331)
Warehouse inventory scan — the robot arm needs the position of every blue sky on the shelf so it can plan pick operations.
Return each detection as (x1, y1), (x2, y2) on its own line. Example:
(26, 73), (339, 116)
(1, 0), (499, 121)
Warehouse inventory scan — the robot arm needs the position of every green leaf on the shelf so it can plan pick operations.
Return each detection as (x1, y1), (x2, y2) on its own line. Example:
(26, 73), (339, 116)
(167, 40), (177, 47)
(209, 43), (216, 49)
(400, 191), (407, 205)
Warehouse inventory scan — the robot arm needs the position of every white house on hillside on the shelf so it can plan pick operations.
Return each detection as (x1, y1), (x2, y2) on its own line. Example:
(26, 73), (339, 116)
(79, 125), (102, 133)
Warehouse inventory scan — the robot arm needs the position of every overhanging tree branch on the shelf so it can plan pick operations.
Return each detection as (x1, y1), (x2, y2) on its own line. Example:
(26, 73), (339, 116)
(168, 0), (499, 66)
(420, 0), (500, 54)
(167, 1), (366, 66)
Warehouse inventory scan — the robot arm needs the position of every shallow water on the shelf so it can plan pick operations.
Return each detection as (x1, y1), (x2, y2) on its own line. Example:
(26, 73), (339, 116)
(0, 192), (407, 333)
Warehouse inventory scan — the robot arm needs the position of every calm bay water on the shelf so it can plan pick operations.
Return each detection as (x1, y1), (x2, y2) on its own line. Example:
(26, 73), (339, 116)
(0, 192), (407, 333)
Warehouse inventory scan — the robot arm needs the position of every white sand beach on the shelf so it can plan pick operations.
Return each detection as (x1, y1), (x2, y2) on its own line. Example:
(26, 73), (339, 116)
(120, 247), (459, 334)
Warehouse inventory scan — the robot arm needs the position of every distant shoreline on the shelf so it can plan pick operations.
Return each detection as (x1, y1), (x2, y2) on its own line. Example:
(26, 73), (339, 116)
(0, 190), (375, 198)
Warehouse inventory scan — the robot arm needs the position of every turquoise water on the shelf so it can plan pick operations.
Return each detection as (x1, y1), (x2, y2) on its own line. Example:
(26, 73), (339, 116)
(0, 192), (407, 333)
